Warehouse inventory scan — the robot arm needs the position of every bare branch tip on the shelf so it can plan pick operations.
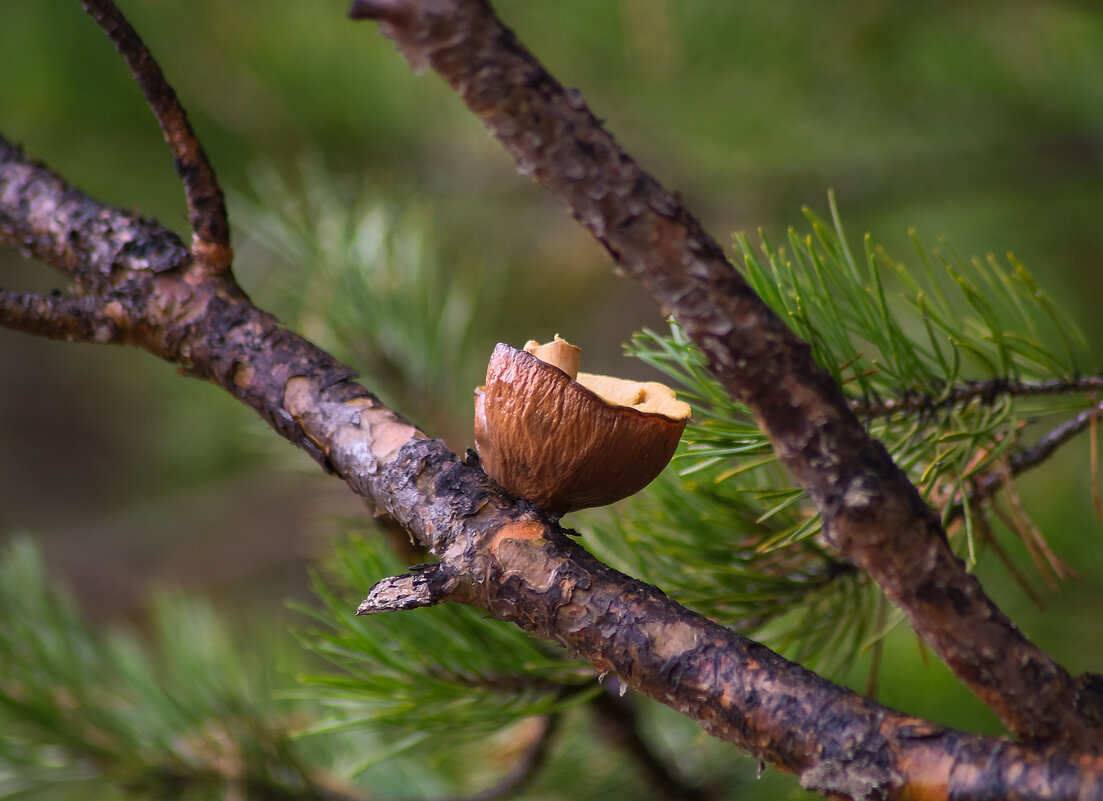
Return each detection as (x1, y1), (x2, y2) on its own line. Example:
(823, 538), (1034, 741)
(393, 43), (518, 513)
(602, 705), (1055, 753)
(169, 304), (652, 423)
(356, 565), (452, 615)
(81, 0), (231, 254)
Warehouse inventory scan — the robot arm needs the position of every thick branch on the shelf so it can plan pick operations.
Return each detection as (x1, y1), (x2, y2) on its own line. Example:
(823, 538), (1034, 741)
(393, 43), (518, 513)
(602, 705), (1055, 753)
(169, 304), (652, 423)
(0, 137), (188, 293)
(346, 0), (1103, 749)
(80, 0), (232, 268)
(4, 131), (1103, 799)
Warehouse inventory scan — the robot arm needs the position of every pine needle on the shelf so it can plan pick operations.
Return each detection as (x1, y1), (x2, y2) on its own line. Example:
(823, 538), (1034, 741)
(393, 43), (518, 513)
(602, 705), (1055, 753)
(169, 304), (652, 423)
(586, 198), (1099, 671)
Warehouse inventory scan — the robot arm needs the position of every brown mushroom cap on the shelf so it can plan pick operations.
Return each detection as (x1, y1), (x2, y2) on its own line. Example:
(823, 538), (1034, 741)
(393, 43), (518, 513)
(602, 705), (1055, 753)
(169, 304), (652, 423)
(474, 342), (690, 515)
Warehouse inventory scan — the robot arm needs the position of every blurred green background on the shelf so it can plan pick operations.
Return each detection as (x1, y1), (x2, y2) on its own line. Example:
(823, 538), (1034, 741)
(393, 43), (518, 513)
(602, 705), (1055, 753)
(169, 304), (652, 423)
(2, 0), (1103, 797)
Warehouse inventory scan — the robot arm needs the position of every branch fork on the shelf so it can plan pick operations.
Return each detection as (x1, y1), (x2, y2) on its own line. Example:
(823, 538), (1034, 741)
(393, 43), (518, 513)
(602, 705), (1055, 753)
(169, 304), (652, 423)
(3, 0), (1103, 798)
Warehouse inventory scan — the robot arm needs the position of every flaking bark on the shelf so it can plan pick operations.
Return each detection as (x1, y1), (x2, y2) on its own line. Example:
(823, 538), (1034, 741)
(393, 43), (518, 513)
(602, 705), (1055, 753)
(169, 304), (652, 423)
(347, 0), (1103, 750)
(3, 3), (1103, 796)
(6, 134), (1101, 798)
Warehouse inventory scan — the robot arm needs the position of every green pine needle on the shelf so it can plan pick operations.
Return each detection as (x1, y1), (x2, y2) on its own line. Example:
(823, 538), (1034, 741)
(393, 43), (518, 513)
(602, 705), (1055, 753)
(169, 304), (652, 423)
(0, 537), (336, 800)
(299, 533), (598, 738)
(581, 196), (1098, 674)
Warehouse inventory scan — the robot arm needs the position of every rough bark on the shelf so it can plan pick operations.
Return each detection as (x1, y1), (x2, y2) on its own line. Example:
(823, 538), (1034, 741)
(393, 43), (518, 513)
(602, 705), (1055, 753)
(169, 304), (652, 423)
(346, 0), (1103, 751)
(5, 127), (1103, 800)
(79, 0), (232, 268)
(3, 0), (1103, 796)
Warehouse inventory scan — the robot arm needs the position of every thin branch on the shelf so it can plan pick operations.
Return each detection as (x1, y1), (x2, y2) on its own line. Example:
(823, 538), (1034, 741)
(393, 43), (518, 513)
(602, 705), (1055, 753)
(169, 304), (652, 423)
(435, 714), (560, 801)
(1003, 403), (1103, 490)
(0, 290), (124, 344)
(347, 0), (1103, 750)
(958, 400), (1103, 518)
(851, 376), (1103, 418)
(4, 128), (1103, 800)
(80, 0), (232, 269)
(591, 690), (714, 801)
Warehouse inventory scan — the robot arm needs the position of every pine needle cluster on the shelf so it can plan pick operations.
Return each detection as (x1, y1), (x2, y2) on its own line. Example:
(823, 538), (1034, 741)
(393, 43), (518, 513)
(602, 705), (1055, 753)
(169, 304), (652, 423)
(581, 193), (1097, 672)
(0, 537), (334, 800)
(3, 178), (1098, 798)
(300, 533), (598, 738)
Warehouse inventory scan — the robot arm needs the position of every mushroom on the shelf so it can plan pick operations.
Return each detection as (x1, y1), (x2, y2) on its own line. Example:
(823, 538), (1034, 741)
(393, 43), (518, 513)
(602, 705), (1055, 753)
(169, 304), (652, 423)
(474, 336), (692, 515)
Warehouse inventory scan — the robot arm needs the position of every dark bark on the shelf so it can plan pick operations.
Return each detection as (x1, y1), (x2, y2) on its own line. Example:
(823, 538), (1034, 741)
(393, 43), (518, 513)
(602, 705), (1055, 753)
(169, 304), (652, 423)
(2, 108), (1102, 801)
(850, 377), (1103, 418)
(3, 1), (1103, 797)
(0, 290), (124, 344)
(80, 0), (231, 268)
(346, 0), (1103, 751)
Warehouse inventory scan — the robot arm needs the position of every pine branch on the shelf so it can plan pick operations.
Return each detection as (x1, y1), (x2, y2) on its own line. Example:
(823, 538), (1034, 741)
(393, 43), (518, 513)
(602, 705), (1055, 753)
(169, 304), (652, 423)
(0, 538), (365, 801)
(4, 3), (1103, 799)
(305, 536), (596, 734)
(851, 376), (1103, 418)
(346, 0), (1103, 750)
(80, 0), (232, 269)
(0, 290), (125, 343)
(601, 249), (1100, 664)
(9, 124), (1103, 801)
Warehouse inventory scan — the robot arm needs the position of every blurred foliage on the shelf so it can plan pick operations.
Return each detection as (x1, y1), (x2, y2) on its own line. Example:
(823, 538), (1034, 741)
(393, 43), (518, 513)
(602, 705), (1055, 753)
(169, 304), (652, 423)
(300, 533), (597, 735)
(3, 1), (1103, 799)
(233, 157), (510, 447)
(0, 536), (336, 799)
(0, 535), (806, 801)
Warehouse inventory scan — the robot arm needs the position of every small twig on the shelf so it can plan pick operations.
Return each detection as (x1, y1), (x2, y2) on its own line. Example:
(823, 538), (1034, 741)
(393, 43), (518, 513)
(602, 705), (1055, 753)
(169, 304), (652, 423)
(964, 401), (1103, 511)
(591, 690), (715, 801)
(0, 290), (124, 344)
(434, 714), (561, 801)
(851, 377), (1103, 419)
(80, 0), (232, 268)
(348, 0), (1103, 750)
(357, 563), (456, 614)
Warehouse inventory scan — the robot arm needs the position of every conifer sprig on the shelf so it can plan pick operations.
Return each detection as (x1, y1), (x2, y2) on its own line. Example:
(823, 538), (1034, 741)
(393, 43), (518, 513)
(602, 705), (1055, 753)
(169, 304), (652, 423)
(582, 196), (1098, 670)
(299, 534), (598, 737)
(0, 537), (347, 800)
